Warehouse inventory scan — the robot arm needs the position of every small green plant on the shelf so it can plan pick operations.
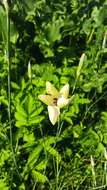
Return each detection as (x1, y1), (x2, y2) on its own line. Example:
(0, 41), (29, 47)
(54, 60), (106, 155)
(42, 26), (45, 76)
(0, 0), (107, 189)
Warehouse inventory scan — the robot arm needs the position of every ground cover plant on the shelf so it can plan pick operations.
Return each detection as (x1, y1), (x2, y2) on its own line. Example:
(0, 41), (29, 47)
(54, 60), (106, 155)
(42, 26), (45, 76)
(0, 0), (107, 189)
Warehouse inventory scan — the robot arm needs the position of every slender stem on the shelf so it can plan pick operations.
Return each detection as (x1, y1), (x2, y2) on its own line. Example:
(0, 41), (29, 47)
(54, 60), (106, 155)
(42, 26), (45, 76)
(39, 125), (48, 174)
(55, 121), (59, 190)
(7, 0), (12, 153)
(56, 116), (63, 139)
(90, 156), (96, 187)
(104, 161), (107, 186)
(55, 118), (62, 190)
(87, 28), (95, 44)
(6, 1), (21, 180)
(56, 156), (59, 190)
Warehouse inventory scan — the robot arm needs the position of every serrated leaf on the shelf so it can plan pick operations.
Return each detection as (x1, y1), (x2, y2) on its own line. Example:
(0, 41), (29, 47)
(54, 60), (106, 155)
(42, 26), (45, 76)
(35, 160), (47, 171)
(24, 95), (35, 115)
(11, 82), (20, 90)
(0, 96), (8, 106)
(16, 120), (27, 127)
(45, 146), (61, 162)
(27, 145), (43, 168)
(15, 112), (27, 121)
(32, 170), (48, 183)
(29, 116), (45, 125)
(30, 106), (43, 118)
(16, 104), (27, 117)
(43, 136), (56, 146)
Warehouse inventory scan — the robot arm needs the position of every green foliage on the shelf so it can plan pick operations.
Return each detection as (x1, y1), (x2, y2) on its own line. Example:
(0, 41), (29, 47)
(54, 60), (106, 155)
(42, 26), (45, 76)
(0, 179), (9, 190)
(15, 94), (44, 127)
(0, 0), (107, 189)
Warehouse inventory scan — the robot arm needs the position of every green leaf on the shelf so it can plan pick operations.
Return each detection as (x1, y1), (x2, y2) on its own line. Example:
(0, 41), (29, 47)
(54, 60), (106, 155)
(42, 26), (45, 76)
(30, 106), (43, 117)
(32, 170), (48, 183)
(0, 7), (7, 43)
(45, 146), (61, 162)
(29, 116), (45, 125)
(0, 180), (9, 190)
(15, 112), (27, 122)
(27, 145), (43, 168)
(15, 120), (27, 127)
(16, 104), (27, 118)
(35, 160), (47, 171)
(11, 82), (20, 90)
(0, 96), (8, 106)
(15, 95), (44, 127)
(24, 95), (35, 115)
(103, 133), (107, 144)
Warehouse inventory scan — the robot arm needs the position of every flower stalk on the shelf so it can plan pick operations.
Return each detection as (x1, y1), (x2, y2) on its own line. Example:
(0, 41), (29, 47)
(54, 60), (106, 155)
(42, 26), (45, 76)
(5, 0), (21, 180)
(5, 0), (12, 147)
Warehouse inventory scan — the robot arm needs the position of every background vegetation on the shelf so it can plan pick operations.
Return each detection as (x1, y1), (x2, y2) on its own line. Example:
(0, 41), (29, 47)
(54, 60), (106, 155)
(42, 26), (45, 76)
(0, 0), (107, 189)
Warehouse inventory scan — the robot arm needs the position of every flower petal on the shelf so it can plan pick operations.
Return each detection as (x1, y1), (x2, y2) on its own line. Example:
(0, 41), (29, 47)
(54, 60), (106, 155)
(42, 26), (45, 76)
(46, 81), (59, 97)
(60, 84), (69, 98)
(48, 106), (60, 125)
(57, 96), (70, 108)
(38, 95), (53, 105)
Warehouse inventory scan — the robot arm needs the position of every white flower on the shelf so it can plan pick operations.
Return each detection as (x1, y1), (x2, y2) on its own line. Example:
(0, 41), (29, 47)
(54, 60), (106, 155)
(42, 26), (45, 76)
(38, 81), (71, 125)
